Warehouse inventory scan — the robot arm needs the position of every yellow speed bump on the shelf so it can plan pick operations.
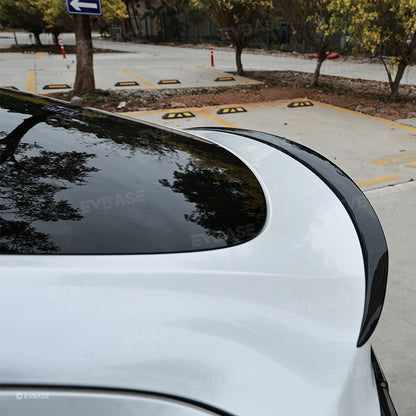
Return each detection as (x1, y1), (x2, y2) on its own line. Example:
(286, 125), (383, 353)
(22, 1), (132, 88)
(158, 79), (181, 85)
(115, 81), (139, 87)
(162, 111), (195, 120)
(217, 107), (247, 115)
(288, 101), (314, 108)
(43, 84), (71, 90)
(215, 76), (235, 82)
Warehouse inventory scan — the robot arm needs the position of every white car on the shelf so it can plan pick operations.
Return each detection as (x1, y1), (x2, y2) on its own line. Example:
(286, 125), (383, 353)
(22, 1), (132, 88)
(0, 88), (397, 415)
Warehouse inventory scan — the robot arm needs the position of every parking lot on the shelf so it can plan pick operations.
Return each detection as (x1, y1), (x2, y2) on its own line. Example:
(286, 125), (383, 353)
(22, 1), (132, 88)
(1, 33), (415, 415)
(0, 51), (260, 93)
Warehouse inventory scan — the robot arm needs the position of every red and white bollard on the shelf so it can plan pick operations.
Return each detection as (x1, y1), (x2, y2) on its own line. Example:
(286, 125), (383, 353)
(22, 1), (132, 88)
(59, 38), (67, 59)
(210, 43), (214, 67)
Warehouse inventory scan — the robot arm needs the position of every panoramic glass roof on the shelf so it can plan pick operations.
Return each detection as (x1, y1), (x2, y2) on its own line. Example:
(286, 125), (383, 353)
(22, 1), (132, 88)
(0, 89), (266, 254)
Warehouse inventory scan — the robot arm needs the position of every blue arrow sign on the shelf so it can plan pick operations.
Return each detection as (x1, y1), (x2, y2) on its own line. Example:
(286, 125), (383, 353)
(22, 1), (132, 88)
(66, 0), (102, 16)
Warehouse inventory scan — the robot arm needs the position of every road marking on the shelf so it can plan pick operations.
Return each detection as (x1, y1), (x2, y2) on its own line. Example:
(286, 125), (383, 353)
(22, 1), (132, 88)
(371, 153), (416, 166)
(2, 44), (9, 49)
(355, 174), (404, 188)
(197, 110), (239, 128)
(406, 162), (416, 167)
(313, 101), (416, 132)
(39, 52), (45, 60)
(118, 68), (157, 89)
(27, 70), (36, 93)
(194, 66), (258, 84)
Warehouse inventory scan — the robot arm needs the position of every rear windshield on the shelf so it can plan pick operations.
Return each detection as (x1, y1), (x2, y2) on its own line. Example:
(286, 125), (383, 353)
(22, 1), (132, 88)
(0, 90), (266, 254)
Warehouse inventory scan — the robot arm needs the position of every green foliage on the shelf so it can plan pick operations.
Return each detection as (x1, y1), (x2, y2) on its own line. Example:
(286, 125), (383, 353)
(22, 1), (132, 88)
(0, 0), (128, 37)
(330, 0), (416, 55)
(330, 0), (416, 98)
(0, 0), (46, 40)
(94, 0), (128, 32)
(37, 0), (73, 35)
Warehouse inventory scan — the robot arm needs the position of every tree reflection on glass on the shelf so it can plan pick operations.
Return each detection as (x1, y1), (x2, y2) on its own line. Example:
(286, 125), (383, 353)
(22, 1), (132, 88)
(0, 111), (98, 254)
(160, 139), (266, 245)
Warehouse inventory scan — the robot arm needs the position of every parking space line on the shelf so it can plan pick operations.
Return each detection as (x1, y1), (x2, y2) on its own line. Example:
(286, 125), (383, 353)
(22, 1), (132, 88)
(2, 44), (9, 49)
(39, 52), (45, 60)
(313, 101), (416, 132)
(27, 70), (36, 93)
(355, 174), (404, 188)
(197, 110), (239, 128)
(118, 68), (157, 89)
(194, 66), (258, 84)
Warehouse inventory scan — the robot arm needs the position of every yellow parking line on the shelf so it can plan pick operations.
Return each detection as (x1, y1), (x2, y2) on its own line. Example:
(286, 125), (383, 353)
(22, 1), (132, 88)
(313, 101), (416, 132)
(356, 174), (404, 188)
(39, 52), (45, 60)
(118, 68), (157, 89)
(2, 44), (9, 49)
(194, 66), (258, 84)
(197, 110), (239, 128)
(27, 70), (36, 93)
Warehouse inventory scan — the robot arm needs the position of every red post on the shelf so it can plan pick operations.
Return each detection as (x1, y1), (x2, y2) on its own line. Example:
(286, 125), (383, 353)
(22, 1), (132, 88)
(13, 30), (18, 45)
(52, 34), (55, 45)
(59, 38), (67, 59)
(210, 43), (214, 67)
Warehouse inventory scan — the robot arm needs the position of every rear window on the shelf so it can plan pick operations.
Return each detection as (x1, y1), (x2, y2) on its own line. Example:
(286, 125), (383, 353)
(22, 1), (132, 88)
(0, 90), (266, 254)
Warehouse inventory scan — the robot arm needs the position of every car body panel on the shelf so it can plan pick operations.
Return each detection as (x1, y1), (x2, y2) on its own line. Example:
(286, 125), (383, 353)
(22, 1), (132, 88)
(0, 388), (225, 416)
(0, 89), (394, 415)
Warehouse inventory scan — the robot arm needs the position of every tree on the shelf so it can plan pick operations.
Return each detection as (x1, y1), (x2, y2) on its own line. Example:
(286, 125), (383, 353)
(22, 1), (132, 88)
(0, 0), (46, 45)
(38, 0), (73, 46)
(275, 0), (338, 86)
(191, 0), (274, 75)
(93, 0), (129, 35)
(73, 15), (96, 93)
(330, 0), (416, 100)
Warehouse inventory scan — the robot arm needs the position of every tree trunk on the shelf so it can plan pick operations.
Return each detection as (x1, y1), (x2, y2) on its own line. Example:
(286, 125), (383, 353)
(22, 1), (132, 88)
(235, 45), (244, 75)
(312, 54), (326, 87)
(33, 32), (42, 46)
(73, 15), (95, 94)
(389, 60), (407, 101)
(53, 33), (60, 50)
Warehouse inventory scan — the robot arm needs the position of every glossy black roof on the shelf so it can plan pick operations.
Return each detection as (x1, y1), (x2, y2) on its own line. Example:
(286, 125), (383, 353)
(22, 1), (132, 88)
(0, 89), (266, 254)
